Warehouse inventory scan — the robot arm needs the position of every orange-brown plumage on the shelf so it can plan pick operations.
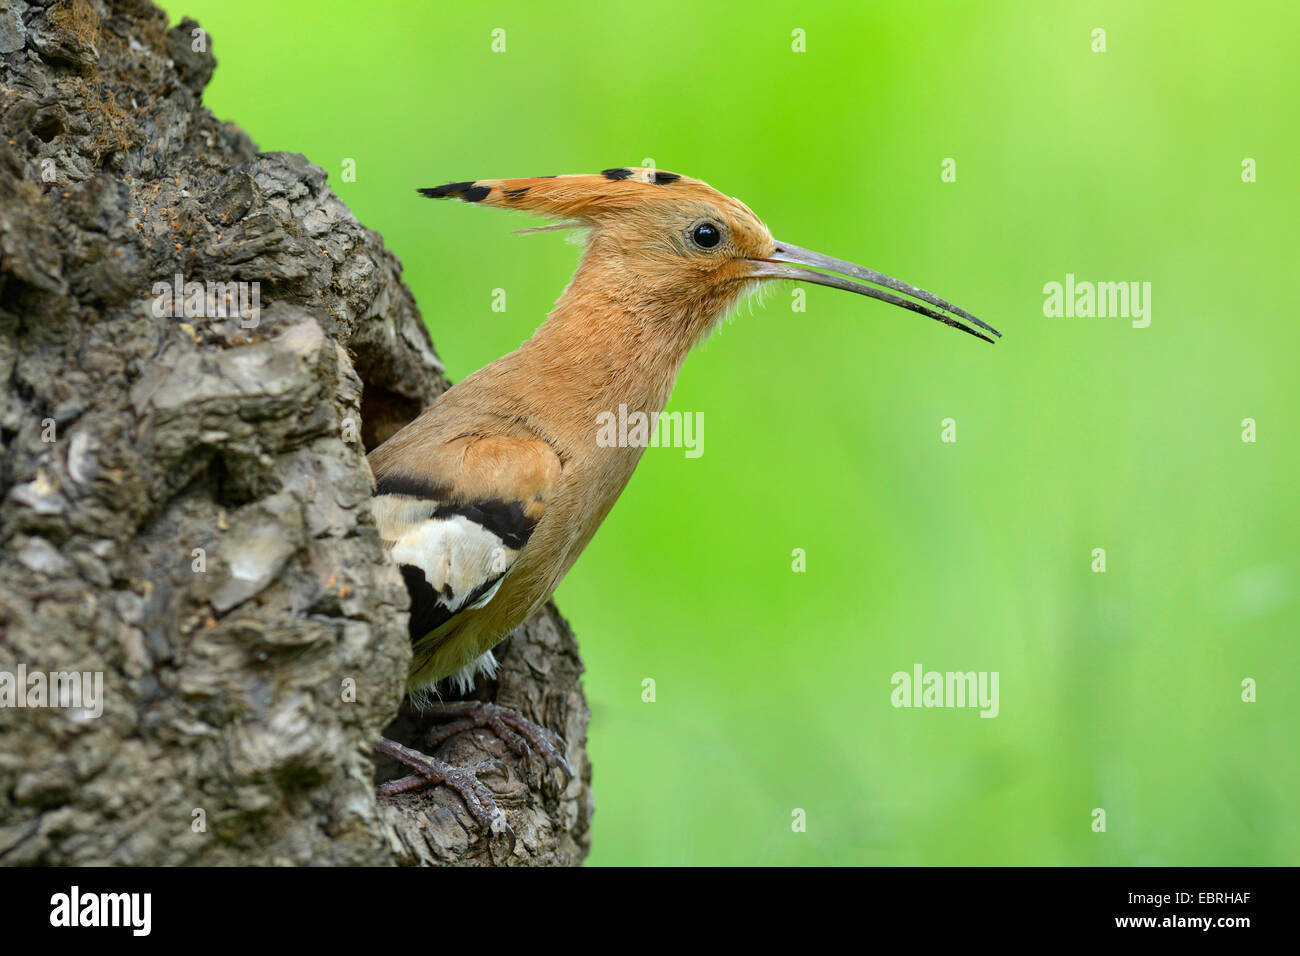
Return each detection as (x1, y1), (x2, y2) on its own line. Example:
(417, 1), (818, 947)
(369, 167), (999, 816)
(372, 168), (998, 697)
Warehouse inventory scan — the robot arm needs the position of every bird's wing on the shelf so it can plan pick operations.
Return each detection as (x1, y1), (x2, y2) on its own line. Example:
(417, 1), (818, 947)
(369, 432), (561, 643)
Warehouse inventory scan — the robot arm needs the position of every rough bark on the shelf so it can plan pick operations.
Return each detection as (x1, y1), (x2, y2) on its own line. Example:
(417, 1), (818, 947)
(0, 0), (591, 866)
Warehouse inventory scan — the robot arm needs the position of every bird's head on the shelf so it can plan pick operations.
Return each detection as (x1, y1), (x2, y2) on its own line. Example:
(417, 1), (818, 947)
(420, 168), (999, 344)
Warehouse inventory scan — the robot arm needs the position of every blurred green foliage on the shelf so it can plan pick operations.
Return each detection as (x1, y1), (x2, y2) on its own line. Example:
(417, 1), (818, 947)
(167, 0), (1299, 865)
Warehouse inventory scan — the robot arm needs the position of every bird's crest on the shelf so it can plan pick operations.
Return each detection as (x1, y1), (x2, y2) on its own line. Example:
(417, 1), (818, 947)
(418, 168), (730, 223)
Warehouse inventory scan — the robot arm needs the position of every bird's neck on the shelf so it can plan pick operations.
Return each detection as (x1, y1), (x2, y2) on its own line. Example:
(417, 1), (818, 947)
(518, 258), (710, 423)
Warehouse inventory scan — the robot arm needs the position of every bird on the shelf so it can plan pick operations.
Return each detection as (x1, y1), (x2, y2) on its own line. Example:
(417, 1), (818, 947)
(368, 167), (1000, 832)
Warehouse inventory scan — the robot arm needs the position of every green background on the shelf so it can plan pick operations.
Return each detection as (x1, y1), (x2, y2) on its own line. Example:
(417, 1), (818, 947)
(164, 0), (1299, 865)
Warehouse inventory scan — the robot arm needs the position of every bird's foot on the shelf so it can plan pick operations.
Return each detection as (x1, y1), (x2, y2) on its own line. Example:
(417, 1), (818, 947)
(419, 700), (573, 783)
(375, 736), (512, 838)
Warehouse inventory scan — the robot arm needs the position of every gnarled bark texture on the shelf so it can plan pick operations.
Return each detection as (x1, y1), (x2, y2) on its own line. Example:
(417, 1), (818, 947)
(0, 0), (591, 866)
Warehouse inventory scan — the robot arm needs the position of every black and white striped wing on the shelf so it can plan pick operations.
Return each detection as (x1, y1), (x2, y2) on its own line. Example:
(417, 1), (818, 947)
(369, 434), (559, 644)
(372, 492), (519, 640)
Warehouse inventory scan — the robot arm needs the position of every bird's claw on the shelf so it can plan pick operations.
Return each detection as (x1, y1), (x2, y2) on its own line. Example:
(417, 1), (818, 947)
(375, 736), (514, 843)
(422, 700), (573, 783)
(376, 702), (568, 847)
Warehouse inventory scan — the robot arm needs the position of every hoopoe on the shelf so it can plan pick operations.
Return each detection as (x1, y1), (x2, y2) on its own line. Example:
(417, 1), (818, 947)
(369, 168), (999, 830)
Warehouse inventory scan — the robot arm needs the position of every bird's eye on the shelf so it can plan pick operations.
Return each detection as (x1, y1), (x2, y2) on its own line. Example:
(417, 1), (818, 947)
(691, 222), (722, 249)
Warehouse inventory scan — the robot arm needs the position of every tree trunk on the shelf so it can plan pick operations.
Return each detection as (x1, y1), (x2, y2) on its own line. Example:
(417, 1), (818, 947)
(0, 0), (591, 866)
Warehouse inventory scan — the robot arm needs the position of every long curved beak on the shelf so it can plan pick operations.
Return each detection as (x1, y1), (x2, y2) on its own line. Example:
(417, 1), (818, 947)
(747, 240), (1000, 344)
